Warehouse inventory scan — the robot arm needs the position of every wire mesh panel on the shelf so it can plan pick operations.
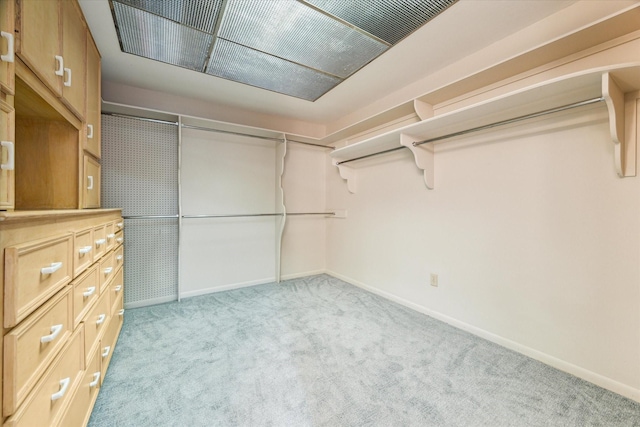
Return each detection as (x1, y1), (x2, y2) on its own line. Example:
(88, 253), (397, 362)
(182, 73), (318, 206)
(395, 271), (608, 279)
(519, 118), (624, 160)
(101, 114), (179, 307)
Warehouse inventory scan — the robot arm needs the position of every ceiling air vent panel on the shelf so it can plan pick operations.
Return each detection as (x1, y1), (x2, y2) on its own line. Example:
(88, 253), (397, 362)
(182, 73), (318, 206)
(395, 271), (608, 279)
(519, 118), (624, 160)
(115, 0), (223, 33)
(113, 1), (212, 72)
(207, 39), (342, 101)
(218, 0), (388, 79)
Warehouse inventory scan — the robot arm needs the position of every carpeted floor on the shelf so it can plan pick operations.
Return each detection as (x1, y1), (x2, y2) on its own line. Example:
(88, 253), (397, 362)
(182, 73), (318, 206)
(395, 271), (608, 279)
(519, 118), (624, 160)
(88, 274), (640, 426)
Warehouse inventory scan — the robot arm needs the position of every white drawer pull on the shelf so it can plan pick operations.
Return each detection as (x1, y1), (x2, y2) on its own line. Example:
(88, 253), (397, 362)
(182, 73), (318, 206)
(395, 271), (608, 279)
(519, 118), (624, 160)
(87, 175), (94, 190)
(51, 377), (70, 401)
(116, 237), (123, 244)
(116, 255), (123, 261)
(1, 141), (14, 170)
(40, 324), (63, 343)
(1, 31), (14, 63)
(118, 309), (124, 316)
(96, 314), (106, 325)
(107, 233), (115, 240)
(102, 345), (111, 358)
(87, 124), (94, 139)
(114, 285), (122, 293)
(63, 67), (71, 87)
(95, 238), (106, 246)
(78, 245), (92, 255)
(41, 262), (63, 275)
(83, 287), (96, 297)
(116, 222), (123, 229)
(104, 267), (113, 275)
(54, 55), (64, 76)
(89, 372), (100, 388)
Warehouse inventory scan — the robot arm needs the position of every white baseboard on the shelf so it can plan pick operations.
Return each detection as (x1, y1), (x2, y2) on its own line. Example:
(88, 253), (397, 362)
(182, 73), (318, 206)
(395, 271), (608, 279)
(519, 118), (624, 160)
(124, 295), (177, 309)
(179, 276), (276, 299)
(280, 269), (326, 281)
(326, 270), (640, 404)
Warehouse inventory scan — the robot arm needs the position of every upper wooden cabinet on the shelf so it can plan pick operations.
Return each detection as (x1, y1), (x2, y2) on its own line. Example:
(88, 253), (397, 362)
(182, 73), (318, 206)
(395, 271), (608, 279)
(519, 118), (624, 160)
(0, 0), (15, 95)
(0, 99), (14, 209)
(61, 0), (87, 119)
(15, 0), (62, 97)
(16, 0), (88, 120)
(85, 33), (100, 159)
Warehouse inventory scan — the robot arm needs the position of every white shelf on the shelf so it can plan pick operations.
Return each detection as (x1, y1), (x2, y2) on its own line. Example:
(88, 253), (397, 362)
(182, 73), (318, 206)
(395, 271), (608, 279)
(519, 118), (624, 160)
(331, 65), (640, 192)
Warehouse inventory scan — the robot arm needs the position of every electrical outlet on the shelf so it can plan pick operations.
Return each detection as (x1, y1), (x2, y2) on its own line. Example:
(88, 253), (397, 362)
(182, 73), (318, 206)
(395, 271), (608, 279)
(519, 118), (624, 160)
(430, 273), (438, 287)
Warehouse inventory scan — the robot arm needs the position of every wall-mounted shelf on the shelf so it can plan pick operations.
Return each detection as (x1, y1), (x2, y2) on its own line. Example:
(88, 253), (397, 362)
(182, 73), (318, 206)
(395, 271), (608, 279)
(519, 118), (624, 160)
(331, 65), (640, 193)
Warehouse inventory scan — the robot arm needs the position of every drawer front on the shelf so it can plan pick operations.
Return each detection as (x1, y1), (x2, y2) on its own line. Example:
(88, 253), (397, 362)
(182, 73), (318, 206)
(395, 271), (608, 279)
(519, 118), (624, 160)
(114, 219), (124, 233)
(83, 290), (110, 361)
(3, 287), (73, 416)
(59, 344), (101, 427)
(114, 244), (124, 272)
(100, 311), (123, 385)
(93, 225), (107, 260)
(110, 268), (124, 316)
(82, 155), (101, 209)
(114, 229), (124, 247)
(73, 228), (94, 278)
(4, 233), (74, 327)
(4, 326), (84, 427)
(99, 251), (116, 294)
(72, 265), (99, 329)
(105, 221), (116, 251)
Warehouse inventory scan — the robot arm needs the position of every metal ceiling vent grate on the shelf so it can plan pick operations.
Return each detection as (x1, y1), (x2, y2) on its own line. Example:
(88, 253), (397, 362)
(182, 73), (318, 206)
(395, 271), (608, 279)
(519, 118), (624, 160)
(110, 0), (458, 101)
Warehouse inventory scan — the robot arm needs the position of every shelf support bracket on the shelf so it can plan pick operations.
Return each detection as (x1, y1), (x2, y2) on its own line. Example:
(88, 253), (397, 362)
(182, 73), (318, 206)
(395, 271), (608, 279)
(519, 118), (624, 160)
(413, 99), (434, 121)
(333, 159), (357, 193)
(603, 73), (632, 177)
(401, 133), (434, 189)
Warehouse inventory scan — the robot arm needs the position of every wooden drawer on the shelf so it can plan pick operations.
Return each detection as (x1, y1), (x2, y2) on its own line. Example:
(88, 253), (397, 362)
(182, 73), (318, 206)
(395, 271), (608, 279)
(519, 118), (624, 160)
(105, 221), (116, 252)
(58, 344), (101, 427)
(4, 233), (73, 328)
(72, 265), (99, 330)
(82, 155), (101, 209)
(3, 287), (73, 416)
(4, 326), (84, 427)
(83, 290), (110, 361)
(93, 224), (106, 260)
(114, 229), (124, 247)
(114, 219), (124, 233)
(99, 251), (115, 294)
(109, 268), (124, 316)
(100, 310), (123, 385)
(73, 228), (94, 278)
(114, 244), (124, 271)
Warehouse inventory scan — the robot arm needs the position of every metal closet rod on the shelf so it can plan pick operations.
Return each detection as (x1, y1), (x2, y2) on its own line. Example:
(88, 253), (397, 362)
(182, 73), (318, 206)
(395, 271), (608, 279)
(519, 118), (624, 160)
(102, 112), (332, 149)
(336, 97), (604, 165)
(123, 213), (335, 219)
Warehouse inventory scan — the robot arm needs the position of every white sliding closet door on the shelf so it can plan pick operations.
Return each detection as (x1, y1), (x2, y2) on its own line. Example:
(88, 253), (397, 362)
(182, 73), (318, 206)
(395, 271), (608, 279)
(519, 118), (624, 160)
(180, 127), (279, 297)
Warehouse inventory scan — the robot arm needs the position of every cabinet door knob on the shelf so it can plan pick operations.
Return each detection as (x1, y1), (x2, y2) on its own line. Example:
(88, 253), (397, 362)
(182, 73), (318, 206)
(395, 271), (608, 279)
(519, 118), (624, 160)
(41, 262), (63, 275)
(54, 55), (64, 76)
(95, 238), (106, 246)
(83, 287), (96, 297)
(96, 313), (106, 325)
(87, 175), (94, 190)
(102, 345), (111, 358)
(1, 141), (14, 170)
(63, 67), (71, 87)
(118, 309), (125, 317)
(0, 31), (14, 63)
(40, 324), (63, 343)
(104, 267), (113, 275)
(87, 124), (94, 139)
(89, 372), (101, 388)
(50, 377), (70, 401)
(78, 245), (92, 255)
(114, 285), (122, 292)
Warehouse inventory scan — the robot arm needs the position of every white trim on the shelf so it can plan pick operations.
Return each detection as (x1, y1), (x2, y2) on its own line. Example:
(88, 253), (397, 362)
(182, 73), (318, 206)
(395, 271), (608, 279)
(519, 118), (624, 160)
(326, 270), (640, 404)
(179, 277), (276, 299)
(124, 295), (177, 309)
(280, 270), (327, 281)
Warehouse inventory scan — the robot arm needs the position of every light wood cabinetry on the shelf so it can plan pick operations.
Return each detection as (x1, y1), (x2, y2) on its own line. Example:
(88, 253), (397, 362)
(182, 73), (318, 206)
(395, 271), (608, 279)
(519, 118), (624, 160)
(84, 34), (100, 159)
(1, 209), (124, 425)
(0, 99), (14, 209)
(0, 0), (15, 95)
(61, 0), (87, 120)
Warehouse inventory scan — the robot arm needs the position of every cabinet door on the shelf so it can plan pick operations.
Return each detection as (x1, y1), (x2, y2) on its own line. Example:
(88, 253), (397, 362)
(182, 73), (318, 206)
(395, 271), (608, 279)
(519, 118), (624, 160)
(85, 34), (100, 158)
(0, 0), (15, 95)
(82, 154), (100, 208)
(61, 0), (86, 119)
(0, 99), (14, 209)
(16, 0), (62, 96)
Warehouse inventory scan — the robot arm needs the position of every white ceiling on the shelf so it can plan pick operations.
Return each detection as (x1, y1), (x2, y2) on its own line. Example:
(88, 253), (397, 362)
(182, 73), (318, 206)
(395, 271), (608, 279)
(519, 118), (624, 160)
(79, 0), (614, 132)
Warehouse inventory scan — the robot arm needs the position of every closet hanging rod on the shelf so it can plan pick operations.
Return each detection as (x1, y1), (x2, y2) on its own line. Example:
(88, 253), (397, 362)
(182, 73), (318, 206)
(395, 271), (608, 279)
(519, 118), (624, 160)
(413, 97), (604, 147)
(123, 215), (180, 219)
(336, 97), (604, 165)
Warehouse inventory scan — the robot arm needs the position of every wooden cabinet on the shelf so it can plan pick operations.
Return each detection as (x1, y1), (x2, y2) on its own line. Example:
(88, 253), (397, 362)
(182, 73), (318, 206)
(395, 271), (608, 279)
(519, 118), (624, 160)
(0, 0), (15, 95)
(61, 0), (87, 119)
(0, 99), (14, 209)
(83, 155), (100, 209)
(85, 34), (100, 159)
(1, 209), (124, 424)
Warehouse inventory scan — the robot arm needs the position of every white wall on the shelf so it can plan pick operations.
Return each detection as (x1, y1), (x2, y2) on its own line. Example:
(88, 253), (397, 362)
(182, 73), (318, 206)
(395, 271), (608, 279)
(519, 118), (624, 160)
(280, 143), (327, 279)
(180, 128), (279, 296)
(325, 105), (640, 400)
